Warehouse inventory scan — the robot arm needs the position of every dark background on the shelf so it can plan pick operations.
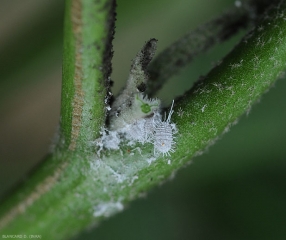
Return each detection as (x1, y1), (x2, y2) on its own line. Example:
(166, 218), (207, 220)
(0, 0), (285, 239)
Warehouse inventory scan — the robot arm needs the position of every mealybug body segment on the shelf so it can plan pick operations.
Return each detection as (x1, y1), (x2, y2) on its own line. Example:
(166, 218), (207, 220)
(154, 101), (177, 156)
(154, 121), (175, 156)
(123, 110), (161, 144)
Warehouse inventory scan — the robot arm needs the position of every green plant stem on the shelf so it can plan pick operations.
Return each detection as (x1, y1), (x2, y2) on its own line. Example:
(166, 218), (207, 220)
(1, 1), (286, 240)
(146, 0), (277, 97)
(61, 0), (115, 150)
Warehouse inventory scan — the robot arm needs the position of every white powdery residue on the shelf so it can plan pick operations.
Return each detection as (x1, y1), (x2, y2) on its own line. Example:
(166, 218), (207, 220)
(94, 138), (104, 156)
(102, 130), (121, 150)
(95, 127), (120, 154)
(131, 147), (143, 156)
(123, 119), (147, 143)
(105, 165), (126, 183)
(146, 156), (156, 165)
(90, 157), (127, 183)
(93, 201), (124, 217)
(89, 159), (102, 171)
(128, 175), (139, 186)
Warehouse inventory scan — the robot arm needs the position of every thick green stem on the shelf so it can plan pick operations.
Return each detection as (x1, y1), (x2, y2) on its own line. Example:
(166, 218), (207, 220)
(60, 0), (115, 150)
(0, 1), (286, 240)
(146, 0), (277, 97)
(173, 1), (286, 159)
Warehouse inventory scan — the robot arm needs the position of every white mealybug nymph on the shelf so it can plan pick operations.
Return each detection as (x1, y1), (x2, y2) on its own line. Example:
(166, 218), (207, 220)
(121, 109), (161, 144)
(154, 101), (177, 156)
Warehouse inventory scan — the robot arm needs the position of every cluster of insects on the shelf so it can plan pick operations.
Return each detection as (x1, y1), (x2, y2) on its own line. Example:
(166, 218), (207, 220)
(117, 99), (177, 156)
(97, 39), (177, 157)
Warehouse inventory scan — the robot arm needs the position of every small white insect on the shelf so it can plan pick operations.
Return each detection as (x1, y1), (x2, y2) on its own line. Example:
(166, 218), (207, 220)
(154, 100), (177, 156)
(122, 110), (161, 144)
(123, 118), (146, 143)
(142, 111), (161, 141)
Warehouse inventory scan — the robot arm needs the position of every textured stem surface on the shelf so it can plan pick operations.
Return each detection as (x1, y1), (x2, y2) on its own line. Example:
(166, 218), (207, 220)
(61, 0), (115, 150)
(146, 0), (277, 96)
(0, 1), (286, 240)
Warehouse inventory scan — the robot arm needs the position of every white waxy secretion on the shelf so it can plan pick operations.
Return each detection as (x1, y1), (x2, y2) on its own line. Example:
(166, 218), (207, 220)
(153, 100), (176, 156)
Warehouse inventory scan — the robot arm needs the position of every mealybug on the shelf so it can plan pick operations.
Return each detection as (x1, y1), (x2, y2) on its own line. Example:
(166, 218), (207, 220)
(123, 110), (161, 144)
(154, 101), (177, 156)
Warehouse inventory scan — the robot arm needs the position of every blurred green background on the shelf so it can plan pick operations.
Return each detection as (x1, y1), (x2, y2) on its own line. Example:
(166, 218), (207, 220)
(0, 0), (285, 239)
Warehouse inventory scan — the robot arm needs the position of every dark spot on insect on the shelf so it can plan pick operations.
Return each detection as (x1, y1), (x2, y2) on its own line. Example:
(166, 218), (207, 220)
(137, 82), (146, 92)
